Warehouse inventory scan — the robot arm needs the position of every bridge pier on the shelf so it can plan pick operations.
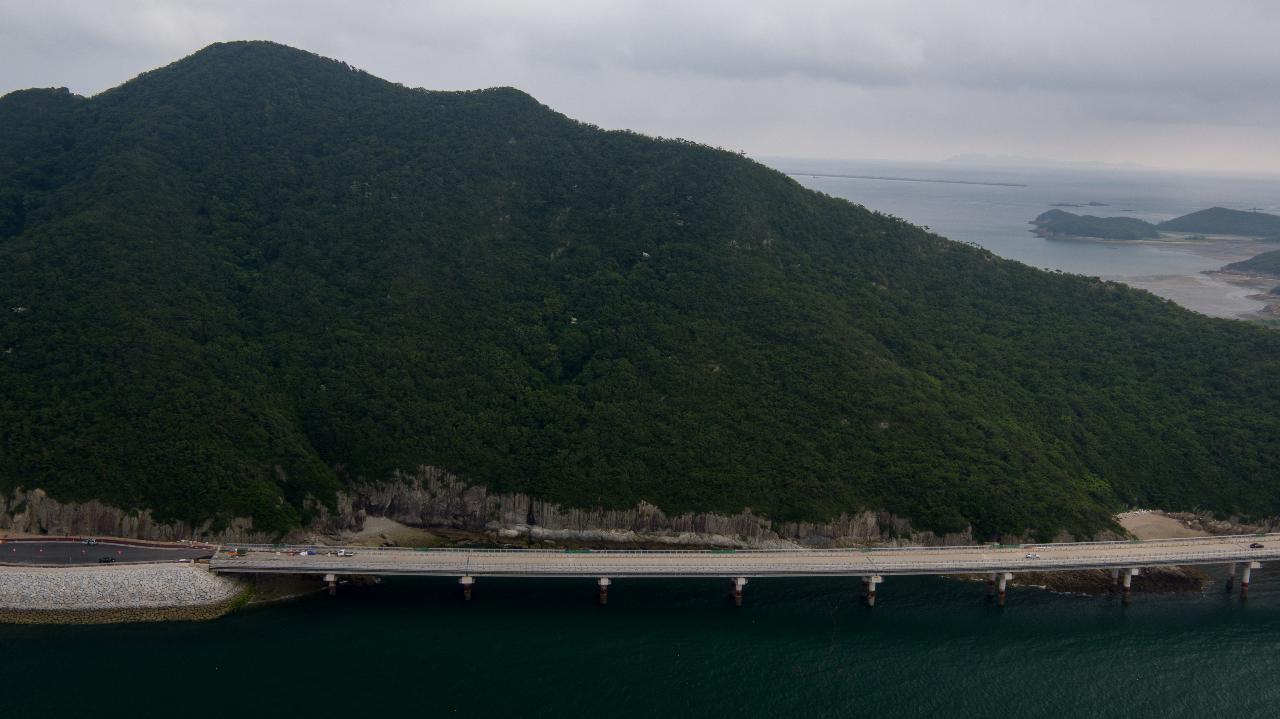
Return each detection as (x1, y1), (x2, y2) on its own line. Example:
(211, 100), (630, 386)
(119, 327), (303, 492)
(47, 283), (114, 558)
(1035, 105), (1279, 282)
(325, 573), (337, 596)
(1121, 568), (1140, 604)
(1227, 563), (1237, 593)
(996, 572), (1012, 607)
(987, 573), (996, 599)
(598, 577), (611, 606)
(731, 577), (747, 607)
(1241, 562), (1260, 599)
(459, 575), (475, 601)
(1110, 568), (1120, 594)
(862, 575), (882, 607)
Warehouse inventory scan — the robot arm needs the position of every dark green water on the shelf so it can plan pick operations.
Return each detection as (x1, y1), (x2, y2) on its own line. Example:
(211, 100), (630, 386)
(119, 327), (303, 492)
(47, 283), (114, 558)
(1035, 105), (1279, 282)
(4, 571), (1279, 717)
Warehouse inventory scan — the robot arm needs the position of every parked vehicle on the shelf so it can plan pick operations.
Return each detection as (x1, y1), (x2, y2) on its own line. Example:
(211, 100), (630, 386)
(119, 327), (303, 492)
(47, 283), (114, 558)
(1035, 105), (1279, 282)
(336, 549), (356, 557)
(1024, 552), (1041, 559)
(1250, 542), (1264, 549)
(97, 556), (115, 564)
(82, 538), (97, 545)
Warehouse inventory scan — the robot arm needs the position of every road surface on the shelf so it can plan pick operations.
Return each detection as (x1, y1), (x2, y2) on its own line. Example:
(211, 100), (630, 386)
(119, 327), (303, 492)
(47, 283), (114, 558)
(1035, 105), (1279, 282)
(209, 534), (1280, 578)
(0, 539), (212, 566)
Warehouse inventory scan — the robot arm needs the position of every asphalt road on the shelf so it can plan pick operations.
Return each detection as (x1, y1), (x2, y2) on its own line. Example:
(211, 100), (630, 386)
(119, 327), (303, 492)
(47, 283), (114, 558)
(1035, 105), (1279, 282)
(212, 534), (1279, 578)
(0, 540), (212, 565)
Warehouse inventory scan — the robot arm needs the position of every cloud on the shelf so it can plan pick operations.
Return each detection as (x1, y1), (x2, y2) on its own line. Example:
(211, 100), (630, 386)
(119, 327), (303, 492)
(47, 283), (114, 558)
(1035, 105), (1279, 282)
(1, 0), (1279, 171)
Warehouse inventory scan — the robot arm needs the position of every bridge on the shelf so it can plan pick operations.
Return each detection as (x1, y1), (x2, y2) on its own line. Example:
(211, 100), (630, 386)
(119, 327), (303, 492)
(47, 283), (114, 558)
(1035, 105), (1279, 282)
(210, 533), (1279, 606)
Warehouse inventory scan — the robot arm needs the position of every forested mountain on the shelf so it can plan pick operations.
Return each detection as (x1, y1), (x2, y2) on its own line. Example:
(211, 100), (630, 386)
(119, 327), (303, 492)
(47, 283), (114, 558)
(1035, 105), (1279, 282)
(1158, 207), (1280, 238)
(1031, 209), (1160, 241)
(4, 42), (1280, 539)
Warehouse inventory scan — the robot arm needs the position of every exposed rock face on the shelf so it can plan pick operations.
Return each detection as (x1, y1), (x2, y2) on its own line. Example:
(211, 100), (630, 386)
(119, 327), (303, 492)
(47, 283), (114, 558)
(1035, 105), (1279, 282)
(311, 466), (979, 548)
(0, 488), (272, 543)
(1163, 511), (1280, 536)
(6, 465), (986, 547)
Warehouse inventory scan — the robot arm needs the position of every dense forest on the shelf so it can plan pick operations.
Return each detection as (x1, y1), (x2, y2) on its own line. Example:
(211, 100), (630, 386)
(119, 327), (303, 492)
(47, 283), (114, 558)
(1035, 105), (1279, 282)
(4, 42), (1280, 539)
(1031, 209), (1159, 241)
(1159, 207), (1280, 238)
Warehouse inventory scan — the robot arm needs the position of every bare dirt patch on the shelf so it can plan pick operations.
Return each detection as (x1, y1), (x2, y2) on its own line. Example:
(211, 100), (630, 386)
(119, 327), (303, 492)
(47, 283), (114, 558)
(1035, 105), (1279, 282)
(1117, 511), (1208, 540)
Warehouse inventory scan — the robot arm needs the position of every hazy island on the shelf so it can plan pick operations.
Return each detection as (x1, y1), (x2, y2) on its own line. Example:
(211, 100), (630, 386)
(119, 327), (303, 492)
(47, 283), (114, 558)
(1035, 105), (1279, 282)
(1032, 209), (1160, 240)
(1033, 206), (1280, 243)
(1158, 207), (1280, 239)
(1224, 249), (1280, 276)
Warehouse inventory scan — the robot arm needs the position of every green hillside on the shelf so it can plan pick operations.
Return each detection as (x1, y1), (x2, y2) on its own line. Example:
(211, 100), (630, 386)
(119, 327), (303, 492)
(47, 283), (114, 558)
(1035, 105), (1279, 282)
(1225, 249), (1280, 276)
(1032, 209), (1160, 241)
(4, 42), (1280, 538)
(1158, 207), (1280, 237)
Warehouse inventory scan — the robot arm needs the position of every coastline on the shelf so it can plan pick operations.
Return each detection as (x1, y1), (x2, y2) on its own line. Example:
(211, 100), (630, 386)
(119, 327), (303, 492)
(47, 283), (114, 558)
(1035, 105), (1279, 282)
(2, 509), (1258, 624)
(1030, 230), (1279, 319)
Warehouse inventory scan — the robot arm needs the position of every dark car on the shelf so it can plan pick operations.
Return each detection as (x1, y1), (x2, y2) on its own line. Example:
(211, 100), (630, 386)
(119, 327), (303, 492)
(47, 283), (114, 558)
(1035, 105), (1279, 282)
(97, 556), (116, 564)
(1250, 542), (1264, 549)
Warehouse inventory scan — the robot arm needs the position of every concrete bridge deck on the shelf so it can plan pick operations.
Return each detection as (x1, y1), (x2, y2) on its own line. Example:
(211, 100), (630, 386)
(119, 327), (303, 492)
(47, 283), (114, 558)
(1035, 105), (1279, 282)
(210, 533), (1279, 578)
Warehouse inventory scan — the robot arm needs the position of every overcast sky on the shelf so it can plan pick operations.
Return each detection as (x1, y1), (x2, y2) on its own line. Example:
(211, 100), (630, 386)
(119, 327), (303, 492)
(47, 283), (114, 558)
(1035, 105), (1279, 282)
(3, 0), (1279, 174)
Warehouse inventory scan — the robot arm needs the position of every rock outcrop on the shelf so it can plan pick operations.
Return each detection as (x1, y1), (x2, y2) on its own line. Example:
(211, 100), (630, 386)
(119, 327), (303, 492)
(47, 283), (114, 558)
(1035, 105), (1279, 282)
(310, 466), (979, 548)
(0, 488), (272, 543)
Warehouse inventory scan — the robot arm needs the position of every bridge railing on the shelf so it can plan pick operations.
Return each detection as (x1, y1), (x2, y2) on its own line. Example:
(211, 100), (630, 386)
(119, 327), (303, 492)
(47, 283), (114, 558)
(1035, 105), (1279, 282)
(211, 548), (1280, 575)
(215, 532), (1280, 557)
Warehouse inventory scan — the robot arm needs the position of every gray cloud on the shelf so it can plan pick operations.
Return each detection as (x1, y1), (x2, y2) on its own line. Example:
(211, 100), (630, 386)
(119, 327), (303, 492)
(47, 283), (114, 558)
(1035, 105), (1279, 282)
(1, 0), (1278, 172)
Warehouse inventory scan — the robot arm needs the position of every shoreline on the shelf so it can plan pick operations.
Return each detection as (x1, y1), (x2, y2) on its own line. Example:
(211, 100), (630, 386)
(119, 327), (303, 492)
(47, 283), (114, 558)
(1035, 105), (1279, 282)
(0, 563), (249, 625)
(1032, 231), (1277, 319)
(1, 510), (1256, 624)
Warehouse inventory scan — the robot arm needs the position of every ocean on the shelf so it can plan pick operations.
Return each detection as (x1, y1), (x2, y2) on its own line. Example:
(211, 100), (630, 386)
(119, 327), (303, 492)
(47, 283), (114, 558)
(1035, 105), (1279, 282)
(3, 570), (1278, 717)
(769, 158), (1280, 319)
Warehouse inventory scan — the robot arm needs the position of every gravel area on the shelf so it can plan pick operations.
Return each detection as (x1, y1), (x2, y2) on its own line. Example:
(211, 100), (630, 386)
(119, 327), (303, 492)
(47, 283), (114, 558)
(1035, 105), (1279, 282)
(0, 563), (244, 610)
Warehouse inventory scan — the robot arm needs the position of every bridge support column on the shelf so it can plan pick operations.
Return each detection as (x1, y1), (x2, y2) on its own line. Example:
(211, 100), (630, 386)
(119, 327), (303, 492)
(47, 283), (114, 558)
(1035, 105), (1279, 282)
(987, 573), (997, 599)
(459, 575), (475, 601)
(996, 572), (1012, 607)
(731, 577), (747, 607)
(598, 577), (611, 606)
(1110, 569), (1120, 594)
(1241, 562), (1260, 599)
(1121, 568), (1140, 604)
(862, 575), (883, 607)
(325, 573), (337, 596)
(1227, 563), (1237, 593)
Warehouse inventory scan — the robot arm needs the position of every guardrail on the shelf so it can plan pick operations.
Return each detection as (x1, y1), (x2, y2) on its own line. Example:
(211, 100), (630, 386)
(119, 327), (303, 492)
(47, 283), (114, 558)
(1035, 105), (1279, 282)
(212, 533), (1280, 557)
(210, 545), (1280, 577)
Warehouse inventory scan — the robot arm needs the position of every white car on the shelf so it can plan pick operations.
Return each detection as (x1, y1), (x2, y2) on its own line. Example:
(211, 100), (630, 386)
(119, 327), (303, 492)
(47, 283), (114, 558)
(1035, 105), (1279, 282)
(1024, 552), (1041, 559)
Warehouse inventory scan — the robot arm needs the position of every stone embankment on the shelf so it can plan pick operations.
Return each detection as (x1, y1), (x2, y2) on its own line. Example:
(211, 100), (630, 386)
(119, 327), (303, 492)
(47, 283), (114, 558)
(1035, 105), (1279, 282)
(0, 563), (247, 624)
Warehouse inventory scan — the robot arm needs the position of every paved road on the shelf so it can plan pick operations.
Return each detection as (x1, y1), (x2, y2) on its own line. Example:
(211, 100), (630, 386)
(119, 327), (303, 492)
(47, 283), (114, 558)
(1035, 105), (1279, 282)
(0, 540), (212, 566)
(210, 534), (1280, 578)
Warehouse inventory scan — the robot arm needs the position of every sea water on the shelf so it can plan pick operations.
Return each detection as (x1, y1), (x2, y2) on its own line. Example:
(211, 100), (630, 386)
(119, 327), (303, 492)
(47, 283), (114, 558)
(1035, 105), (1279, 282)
(770, 158), (1280, 318)
(3, 570), (1278, 717)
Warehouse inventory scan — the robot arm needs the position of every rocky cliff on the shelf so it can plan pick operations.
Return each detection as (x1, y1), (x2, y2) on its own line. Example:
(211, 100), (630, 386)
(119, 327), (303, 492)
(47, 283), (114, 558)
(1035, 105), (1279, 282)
(5, 467), (996, 547)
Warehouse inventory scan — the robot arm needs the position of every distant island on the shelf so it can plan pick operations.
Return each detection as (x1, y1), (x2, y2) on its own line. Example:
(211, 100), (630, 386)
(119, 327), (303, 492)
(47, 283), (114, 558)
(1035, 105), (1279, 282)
(1157, 207), (1280, 238)
(1224, 249), (1280, 276)
(1049, 201), (1109, 208)
(1032, 209), (1160, 241)
(1032, 206), (1280, 242)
